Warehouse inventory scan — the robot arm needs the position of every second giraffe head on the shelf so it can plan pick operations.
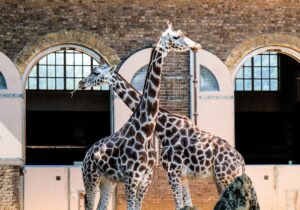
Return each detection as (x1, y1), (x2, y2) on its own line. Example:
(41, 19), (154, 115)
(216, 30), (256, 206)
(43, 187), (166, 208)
(157, 21), (202, 52)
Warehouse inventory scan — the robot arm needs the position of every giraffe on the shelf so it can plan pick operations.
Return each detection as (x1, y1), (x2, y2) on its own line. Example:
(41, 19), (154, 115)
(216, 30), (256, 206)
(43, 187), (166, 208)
(80, 22), (201, 210)
(79, 51), (245, 210)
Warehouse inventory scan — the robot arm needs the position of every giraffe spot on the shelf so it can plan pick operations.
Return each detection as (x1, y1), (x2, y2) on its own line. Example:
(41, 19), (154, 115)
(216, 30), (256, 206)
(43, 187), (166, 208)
(196, 150), (203, 156)
(179, 129), (187, 136)
(132, 119), (140, 131)
(127, 160), (134, 169)
(190, 164), (195, 171)
(135, 109), (141, 118)
(136, 132), (145, 144)
(191, 155), (198, 164)
(155, 122), (164, 133)
(101, 155), (108, 162)
(108, 158), (117, 168)
(183, 158), (190, 165)
(125, 97), (133, 106)
(148, 159), (155, 167)
(150, 73), (160, 87)
(170, 133), (180, 145)
(119, 90), (125, 99)
(141, 123), (155, 137)
(139, 165), (147, 172)
(127, 138), (135, 147)
(218, 154), (224, 162)
(205, 149), (212, 159)
(128, 90), (140, 102)
(153, 66), (161, 76)
(159, 114), (167, 126)
(134, 142), (143, 150)
(148, 84), (157, 98)
(205, 160), (210, 167)
(180, 137), (188, 147)
(126, 126), (136, 138)
(188, 128), (194, 137)
(140, 112), (147, 124)
(188, 145), (196, 154)
(175, 120), (182, 127)
(150, 100), (158, 117)
(166, 147), (173, 162)
(106, 149), (112, 156)
(183, 149), (189, 158)
(133, 162), (139, 171)
(173, 155), (182, 164)
(107, 169), (115, 175)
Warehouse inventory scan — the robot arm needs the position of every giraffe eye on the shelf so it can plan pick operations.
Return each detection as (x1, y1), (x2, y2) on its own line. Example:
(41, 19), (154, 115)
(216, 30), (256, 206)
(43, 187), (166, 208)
(93, 71), (100, 75)
(173, 36), (180, 40)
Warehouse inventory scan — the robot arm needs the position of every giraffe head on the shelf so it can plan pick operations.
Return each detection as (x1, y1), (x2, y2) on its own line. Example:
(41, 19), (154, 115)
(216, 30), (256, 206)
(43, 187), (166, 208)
(78, 65), (116, 89)
(157, 21), (202, 52)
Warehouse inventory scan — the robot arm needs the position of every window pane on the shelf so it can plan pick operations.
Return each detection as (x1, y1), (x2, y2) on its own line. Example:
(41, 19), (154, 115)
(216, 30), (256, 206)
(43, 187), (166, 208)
(75, 78), (82, 88)
(244, 67), (252, 78)
(83, 66), (91, 77)
(30, 66), (37, 77)
(66, 53), (74, 65)
(75, 53), (83, 65)
(75, 66), (82, 77)
(254, 79), (262, 91)
(66, 66), (74, 77)
(39, 57), (46, 64)
(199, 65), (220, 91)
(253, 55), (261, 66)
(47, 53), (55, 65)
(93, 59), (99, 66)
(236, 68), (243, 78)
(39, 66), (47, 77)
(270, 79), (278, 91)
(28, 78), (37, 89)
(56, 78), (64, 90)
(48, 66), (55, 77)
(270, 67), (278, 78)
(66, 78), (74, 90)
(235, 79), (243, 91)
(270, 54), (277, 66)
(48, 78), (55, 90)
(262, 79), (270, 90)
(56, 53), (64, 65)
(244, 79), (252, 91)
(262, 67), (269, 78)
(83, 54), (91, 65)
(262, 54), (269, 66)
(243, 58), (251, 66)
(39, 78), (47, 89)
(56, 66), (64, 77)
(254, 67), (261, 78)
(131, 65), (148, 92)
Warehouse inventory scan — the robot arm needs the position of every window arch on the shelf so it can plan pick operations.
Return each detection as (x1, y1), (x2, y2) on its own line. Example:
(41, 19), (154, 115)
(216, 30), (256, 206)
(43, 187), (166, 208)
(0, 72), (7, 89)
(200, 65), (219, 91)
(235, 52), (279, 91)
(130, 65), (147, 92)
(26, 49), (109, 90)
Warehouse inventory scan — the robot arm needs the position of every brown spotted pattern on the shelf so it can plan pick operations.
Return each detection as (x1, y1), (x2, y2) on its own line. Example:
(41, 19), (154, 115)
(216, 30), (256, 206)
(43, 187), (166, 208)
(80, 23), (201, 210)
(81, 70), (245, 210)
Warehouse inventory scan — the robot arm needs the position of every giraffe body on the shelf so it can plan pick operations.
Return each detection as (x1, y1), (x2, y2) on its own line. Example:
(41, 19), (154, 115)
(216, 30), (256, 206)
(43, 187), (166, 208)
(80, 23), (201, 210)
(80, 66), (245, 210)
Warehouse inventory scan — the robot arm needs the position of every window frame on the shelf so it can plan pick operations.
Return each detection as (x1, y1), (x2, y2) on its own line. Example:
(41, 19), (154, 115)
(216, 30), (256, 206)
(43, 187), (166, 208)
(26, 48), (109, 91)
(235, 52), (280, 92)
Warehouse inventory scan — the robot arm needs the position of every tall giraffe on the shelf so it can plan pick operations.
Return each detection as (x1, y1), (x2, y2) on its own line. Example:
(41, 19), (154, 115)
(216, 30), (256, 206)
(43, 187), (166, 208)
(80, 22), (201, 210)
(79, 52), (245, 210)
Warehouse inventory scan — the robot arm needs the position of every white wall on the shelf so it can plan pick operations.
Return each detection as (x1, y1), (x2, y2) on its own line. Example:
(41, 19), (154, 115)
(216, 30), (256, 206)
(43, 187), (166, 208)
(0, 51), (23, 164)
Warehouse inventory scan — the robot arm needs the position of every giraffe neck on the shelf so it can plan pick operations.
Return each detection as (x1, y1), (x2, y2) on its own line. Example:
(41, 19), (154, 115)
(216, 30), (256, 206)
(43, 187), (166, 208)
(132, 46), (166, 137)
(110, 73), (141, 111)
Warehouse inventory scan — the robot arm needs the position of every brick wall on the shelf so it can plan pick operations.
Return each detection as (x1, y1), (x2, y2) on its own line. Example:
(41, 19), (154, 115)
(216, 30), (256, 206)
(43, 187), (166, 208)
(1, 0), (300, 209)
(0, 166), (20, 210)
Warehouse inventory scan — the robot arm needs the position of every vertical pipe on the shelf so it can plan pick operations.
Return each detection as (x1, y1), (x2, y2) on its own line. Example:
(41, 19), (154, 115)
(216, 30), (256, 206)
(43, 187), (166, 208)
(193, 52), (198, 125)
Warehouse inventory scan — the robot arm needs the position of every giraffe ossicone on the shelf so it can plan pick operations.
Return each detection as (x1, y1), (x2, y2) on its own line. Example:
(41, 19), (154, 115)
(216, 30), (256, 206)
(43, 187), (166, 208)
(80, 23), (201, 210)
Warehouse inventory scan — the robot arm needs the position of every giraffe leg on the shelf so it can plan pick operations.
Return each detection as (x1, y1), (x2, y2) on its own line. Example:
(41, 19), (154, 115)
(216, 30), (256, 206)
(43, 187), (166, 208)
(125, 173), (138, 210)
(135, 172), (153, 210)
(96, 179), (116, 210)
(181, 176), (193, 207)
(168, 169), (184, 210)
(83, 181), (97, 210)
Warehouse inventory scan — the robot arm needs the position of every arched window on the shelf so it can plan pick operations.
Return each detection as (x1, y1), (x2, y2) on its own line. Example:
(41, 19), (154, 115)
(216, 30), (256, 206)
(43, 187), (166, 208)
(131, 65), (147, 92)
(200, 65), (219, 91)
(235, 52), (279, 91)
(0, 72), (7, 89)
(26, 49), (109, 90)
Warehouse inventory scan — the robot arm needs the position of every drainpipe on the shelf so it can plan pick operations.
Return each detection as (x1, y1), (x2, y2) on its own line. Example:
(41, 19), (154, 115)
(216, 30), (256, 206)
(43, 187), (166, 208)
(189, 51), (198, 125)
